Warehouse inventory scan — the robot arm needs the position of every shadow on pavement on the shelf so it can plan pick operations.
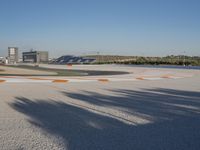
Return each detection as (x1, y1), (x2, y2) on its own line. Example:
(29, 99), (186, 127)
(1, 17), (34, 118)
(10, 88), (200, 150)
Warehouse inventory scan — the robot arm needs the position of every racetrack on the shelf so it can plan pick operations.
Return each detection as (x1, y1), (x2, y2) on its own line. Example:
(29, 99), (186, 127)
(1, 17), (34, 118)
(0, 65), (200, 150)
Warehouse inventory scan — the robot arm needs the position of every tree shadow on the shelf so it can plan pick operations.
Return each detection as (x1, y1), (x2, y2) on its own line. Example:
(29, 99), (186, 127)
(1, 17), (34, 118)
(10, 88), (200, 150)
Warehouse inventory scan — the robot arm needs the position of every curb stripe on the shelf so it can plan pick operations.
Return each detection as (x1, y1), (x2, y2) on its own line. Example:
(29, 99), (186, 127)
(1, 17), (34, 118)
(98, 79), (109, 82)
(136, 77), (145, 80)
(28, 78), (51, 80)
(161, 75), (172, 79)
(52, 80), (68, 83)
(0, 74), (190, 83)
(0, 80), (5, 83)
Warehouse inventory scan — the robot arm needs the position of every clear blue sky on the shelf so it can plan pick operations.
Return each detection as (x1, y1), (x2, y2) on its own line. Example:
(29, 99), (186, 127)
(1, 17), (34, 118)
(0, 0), (199, 57)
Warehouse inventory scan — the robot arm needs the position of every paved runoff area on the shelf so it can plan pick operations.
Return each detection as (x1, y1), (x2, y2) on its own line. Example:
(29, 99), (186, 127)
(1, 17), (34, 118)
(0, 65), (200, 150)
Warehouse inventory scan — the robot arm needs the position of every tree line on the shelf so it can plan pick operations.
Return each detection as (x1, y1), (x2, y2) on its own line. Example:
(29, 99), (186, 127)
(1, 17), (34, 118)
(86, 55), (200, 66)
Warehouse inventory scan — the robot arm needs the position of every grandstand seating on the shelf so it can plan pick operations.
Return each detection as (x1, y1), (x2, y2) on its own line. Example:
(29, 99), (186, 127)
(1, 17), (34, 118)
(51, 55), (96, 64)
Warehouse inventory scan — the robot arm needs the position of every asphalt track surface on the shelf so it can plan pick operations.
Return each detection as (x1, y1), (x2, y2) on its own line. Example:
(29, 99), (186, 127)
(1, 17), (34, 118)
(0, 65), (128, 76)
(0, 65), (200, 150)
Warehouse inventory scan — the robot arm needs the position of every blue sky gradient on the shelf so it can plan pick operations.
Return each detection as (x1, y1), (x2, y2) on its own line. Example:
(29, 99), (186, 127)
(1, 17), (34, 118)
(0, 0), (199, 57)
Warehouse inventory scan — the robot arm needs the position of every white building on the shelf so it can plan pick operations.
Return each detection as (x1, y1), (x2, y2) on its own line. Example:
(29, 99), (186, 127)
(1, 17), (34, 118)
(8, 47), (18, 64)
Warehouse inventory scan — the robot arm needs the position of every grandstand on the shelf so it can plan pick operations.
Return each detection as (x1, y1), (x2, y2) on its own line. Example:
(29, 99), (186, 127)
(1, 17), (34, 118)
(51, 55), (96, 64)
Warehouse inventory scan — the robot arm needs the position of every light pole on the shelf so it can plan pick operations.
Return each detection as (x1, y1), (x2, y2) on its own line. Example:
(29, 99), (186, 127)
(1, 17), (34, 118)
(97, 51), (100, 64)
(183, 51), (186, 66)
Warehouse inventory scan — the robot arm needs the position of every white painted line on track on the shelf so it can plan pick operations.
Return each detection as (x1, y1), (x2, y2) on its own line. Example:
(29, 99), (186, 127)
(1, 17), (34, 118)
(139, 77), (163, 80)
